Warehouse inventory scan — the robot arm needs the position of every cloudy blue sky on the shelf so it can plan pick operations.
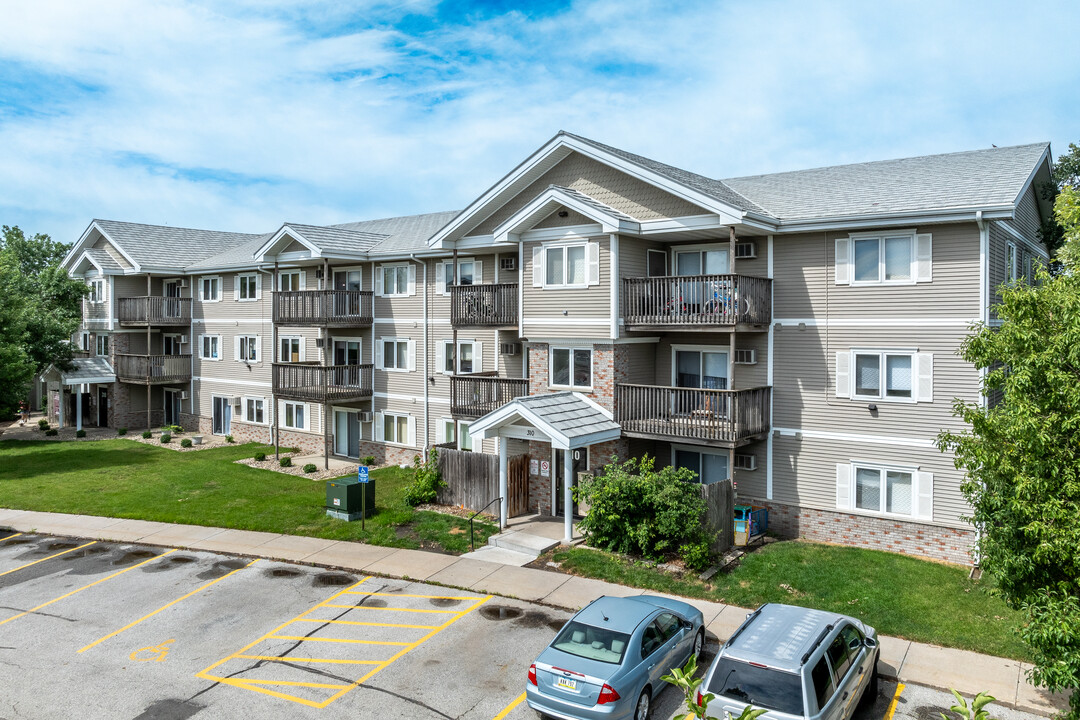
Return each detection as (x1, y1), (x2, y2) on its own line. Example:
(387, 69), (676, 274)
(1, 0), (1078, 242)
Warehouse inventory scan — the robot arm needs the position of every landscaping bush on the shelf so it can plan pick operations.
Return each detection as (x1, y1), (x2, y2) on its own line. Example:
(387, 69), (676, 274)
(253, 452), (266, 462)
(117, 427), (127, 436)
(44, 429), (58, 436)
(225, 434), (235, 443)
(361, 455), (376, 467)
(279, 457), (292, 467)
(141, 430), (152, 439)
(38, 419), (49, 430)
(404, 448), (444, 506)
(160, 433), (171, 443)
(75, 429), (86, 438)
(576, 455), (715, 570)
(180, 438), (192, 448)
(303, 463), (317, 473)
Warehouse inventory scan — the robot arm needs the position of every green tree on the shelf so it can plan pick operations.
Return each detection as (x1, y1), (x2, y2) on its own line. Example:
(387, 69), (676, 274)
(1040, 143), (1080, 256)
(938, 189), (1080, 717)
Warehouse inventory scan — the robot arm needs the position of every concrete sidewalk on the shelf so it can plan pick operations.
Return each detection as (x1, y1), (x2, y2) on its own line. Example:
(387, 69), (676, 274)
(0, 507), (1068, 716)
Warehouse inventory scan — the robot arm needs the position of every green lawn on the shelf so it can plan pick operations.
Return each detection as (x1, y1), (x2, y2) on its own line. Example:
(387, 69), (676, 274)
(0, 439), (496, 554)
(553, 541), (1028, 661)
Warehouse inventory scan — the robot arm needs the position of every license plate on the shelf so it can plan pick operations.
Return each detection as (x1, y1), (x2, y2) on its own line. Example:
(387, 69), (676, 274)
(556, 677), (577, 691)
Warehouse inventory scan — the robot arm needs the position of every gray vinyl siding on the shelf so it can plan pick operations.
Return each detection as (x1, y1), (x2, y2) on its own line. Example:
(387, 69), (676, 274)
(988, 222), (1010, 315)
(733, 238), (768, 278)
(468, 152), (709, 237)
(192, 272), (274, 322)
(616, 343), (655, 385)
(770, 434), (969, 528)
(1006, 184), (1044, 244)
(731, 333), (768, 390)
(771, 325), (976, 437)
(535, 206), (593, 228)
(522, 235), (612, 339)
(650, 333), (768, 390)
(733, 440), (767, 499)
(773, 222), (981, 321)
(617, 236), (665, 278)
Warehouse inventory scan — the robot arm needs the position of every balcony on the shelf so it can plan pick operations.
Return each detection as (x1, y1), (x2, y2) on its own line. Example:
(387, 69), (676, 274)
(621, 274), (771, 331)
(616, 384), (771, 447)
(450, 283), (518, 327)
(273, 290), (374, 327)
(451, 374), (528, 418)
(273, 363), (373, 403)
(115, 354), (192, 385)
(117, 297), (192, 327)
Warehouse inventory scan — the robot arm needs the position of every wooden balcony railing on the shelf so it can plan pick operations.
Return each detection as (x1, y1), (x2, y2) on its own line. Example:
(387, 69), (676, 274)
(117, 297), (192, 326)
(450, 283), (518, 327)
(451, 374), (528, 417)
(115, 354), (192, 384)
(273, 290), (373, 326)
(273, 363), (373, 403)
(622, 274), (771, 329)
(616, 384), (771, 445)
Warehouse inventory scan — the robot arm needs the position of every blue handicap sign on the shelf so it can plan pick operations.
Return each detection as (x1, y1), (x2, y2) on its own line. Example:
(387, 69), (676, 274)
(357, 466), (370, 483)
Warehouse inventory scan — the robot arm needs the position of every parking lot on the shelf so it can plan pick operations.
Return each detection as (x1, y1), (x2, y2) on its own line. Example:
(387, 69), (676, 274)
(0, 530), (1051, 720)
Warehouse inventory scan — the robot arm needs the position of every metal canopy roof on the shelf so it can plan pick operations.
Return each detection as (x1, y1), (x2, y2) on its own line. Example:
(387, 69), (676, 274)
(469, 391), (621, 450)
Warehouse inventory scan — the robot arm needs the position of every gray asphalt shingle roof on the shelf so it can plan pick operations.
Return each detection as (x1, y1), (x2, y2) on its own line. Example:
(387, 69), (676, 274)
(82, 247), (124, 272)
(511, 392), (620, 440)
(334, 211), (460, 254)
(280, 223), (387, 254)
(186, 233), (275, 271)
(60, 358), (116, 383)
(94, 219), (263, 269)
(550, 185), (639, 222)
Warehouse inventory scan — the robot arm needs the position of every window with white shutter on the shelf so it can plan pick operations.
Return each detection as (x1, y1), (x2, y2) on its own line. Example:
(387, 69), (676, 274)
(840, 231), (931, 285)
(840, 349), (931, 403)
(844, 461), (929, 520)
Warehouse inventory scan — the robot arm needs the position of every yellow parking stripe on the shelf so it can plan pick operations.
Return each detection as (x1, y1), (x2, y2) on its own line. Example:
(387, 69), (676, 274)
(492, 692), (527, 720)
(0, 533), (24, 544)
(0, 549), (176, 628)
(0, 540), (97, 577)
(321, 603), (459, 614)
(229, 679), (351, 689)
(347, 591), (478, 600)
(293, 618), (440, 630)
(885, 683), (905, 720)
(269, 634), (410, 646)
(78, 558), (257, 653)
(234, 654), (383, 665)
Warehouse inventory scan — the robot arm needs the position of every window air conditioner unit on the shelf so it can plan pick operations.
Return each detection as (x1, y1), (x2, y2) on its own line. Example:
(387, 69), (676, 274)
(179, 335), (188, 344)
(180, 391), (189, 401)
(358, 411), (374, 423)
(500, 256), (517, 271)
(734, 453), (757, 471)
(231, 396), (242, 406)
(733, 349), (757, 365)
(500, 342), (521, 356)
(315, 338), (326, 348)
(177, 279), (188, 288)
(734, 241), (757, 259)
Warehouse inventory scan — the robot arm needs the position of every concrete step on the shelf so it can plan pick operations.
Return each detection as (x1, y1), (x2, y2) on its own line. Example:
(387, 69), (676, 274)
(460, 545), (537, 567)
(488, 530), (560, 556)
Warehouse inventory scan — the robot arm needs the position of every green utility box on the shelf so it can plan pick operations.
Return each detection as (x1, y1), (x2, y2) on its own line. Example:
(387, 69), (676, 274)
(326, 476), (375, 521)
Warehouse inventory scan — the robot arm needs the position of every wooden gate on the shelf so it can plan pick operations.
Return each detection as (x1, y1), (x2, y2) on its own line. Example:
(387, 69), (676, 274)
(508, 454), (530, 517)
(701, 479), (735, 552)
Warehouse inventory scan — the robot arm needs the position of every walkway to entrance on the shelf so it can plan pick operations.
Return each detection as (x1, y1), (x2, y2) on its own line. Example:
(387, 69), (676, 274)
(462, 513), (583, 566)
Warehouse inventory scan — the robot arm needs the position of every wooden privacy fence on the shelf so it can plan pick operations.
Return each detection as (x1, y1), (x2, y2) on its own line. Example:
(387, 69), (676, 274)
(701, 479), (735, 552)
(436, 447), (530, 517)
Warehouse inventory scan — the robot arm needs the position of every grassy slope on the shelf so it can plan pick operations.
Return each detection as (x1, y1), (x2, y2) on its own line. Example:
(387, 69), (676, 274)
(0, 439), (495, 554)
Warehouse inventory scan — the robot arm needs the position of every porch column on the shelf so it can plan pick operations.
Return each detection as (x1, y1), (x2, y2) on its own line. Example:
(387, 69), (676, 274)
(76, 384), (83, 431)
(498, 436), (508, 530)
(59, 388), (65, 428)
(563, 447), (573, 544)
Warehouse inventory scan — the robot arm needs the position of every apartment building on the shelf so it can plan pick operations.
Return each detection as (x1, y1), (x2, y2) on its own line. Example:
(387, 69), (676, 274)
(56, 133), (1054, 564)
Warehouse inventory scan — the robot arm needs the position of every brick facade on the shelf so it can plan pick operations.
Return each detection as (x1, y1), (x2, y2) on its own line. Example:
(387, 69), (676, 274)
(527, 342), (616, 411)
(762, 500), (976, 565)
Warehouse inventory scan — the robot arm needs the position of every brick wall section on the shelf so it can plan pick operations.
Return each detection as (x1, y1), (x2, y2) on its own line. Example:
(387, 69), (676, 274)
(527, 342), (616, 412)
(527, 439), (552, 514)
(762, 500), (976, 565)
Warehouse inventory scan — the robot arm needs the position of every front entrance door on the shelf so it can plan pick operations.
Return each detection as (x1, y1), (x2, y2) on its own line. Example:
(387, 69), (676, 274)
(675, 349), (728, 416)
(333, 270), (363, 317)
(97, 388), (108, 426)
(553, 447), (589, 517)
(164, 389), (181, 426)
(212, 396), (231, 435)
(164, 280), (182, 318)
(334, 410), (361, 458)
(163, 335), (181, 355)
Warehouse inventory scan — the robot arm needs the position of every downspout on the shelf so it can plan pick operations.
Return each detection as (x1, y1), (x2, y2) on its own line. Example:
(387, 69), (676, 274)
(271, 262), (280, 459)
(146, 274), (152, 431)
(411, 253), (430, 452)
(323, 258), (330, 470)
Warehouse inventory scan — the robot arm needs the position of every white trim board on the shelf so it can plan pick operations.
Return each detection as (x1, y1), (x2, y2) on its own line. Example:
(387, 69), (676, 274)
(191, 376), (272, 388)
(774, 318), (978, 328)
(773, 427), (937, 449)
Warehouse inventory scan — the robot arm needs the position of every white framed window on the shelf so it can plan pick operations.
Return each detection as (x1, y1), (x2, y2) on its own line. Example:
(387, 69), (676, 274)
(236, 335), (260, 363)
(836, 349), (933, 403)
(532, 241), (600, 289)
(1006, 242), (1019, 283)
(281, 401), (307, 431)
(376, 263), (415, 297)
(836, 462), (933, 520)
(459, 421), (473, 451)
(80, 332), (91, 352)
(199, 276), (221, 302)
(243, 397), (266, 424)
(674, 446), (728, 484)
(436, 418), (474, 451)
(376, 411), (415, 446)
(436, 259), (481, 295)
(835, 232), (932, 285)
(199, 334), (221, 361)
(279, 270), (302, 292)
(236, 273), (260, 301)
(437, 339), (481, 375)
(95, 334), (109, 357)
(88, 278), (105, 303)
(550, 347), (591, 389)
(279, 336), (304, 363)
(332, 338), (361, 366)
(376, 337), (415, 372)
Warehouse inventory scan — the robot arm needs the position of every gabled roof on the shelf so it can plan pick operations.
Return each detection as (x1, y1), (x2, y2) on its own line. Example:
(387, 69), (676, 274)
(492, 185), (641, 243)
(253, 222), (388, 262)
(334, 211), (460, 255)
(93, 219), (263, 270)
(722, 142), (1052, 223)
(42, 357), (116, 385)
(72, 247), (125, 275)
(470, 391), (621, 450)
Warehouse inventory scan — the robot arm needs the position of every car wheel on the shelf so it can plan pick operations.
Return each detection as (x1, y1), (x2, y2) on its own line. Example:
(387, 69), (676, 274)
(635, 689), (651, 720)
(693, 629), (705, 660)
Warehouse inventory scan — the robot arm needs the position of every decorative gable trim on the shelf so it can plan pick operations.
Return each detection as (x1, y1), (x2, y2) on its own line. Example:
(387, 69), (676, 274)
(492, 185), (641, 243)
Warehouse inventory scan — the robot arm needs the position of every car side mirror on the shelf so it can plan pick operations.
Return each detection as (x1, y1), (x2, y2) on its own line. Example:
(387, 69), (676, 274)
(864, 637), (877, 649)
(848, 638), (862, 651)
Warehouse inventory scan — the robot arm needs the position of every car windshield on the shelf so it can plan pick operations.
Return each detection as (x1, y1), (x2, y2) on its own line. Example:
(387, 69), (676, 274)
(708, 658), (804, 715)
(551, 620), (631, 665)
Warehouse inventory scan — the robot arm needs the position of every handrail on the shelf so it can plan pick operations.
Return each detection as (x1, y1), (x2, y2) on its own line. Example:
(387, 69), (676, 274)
(470, 496), (503, 552)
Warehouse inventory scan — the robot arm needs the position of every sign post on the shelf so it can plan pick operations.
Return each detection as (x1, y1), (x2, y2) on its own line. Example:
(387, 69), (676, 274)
(358, 465), (369, 531)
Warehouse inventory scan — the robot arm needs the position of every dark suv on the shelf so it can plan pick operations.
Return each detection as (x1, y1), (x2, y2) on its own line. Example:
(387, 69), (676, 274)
(700, 604), (879, 720)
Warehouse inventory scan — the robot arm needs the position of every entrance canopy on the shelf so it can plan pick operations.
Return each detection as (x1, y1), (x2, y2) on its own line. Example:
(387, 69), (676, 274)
(41, 357), (116, 386)
(470, 391), (620, 449)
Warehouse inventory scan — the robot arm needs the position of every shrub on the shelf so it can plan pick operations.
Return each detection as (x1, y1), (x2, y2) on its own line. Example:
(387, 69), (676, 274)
(576, 455), (715, 568)
(44, 429), (58, 436)
(404, 448), (444, 506)
(225, 434), (235, 443)
(180, 438), (192, 448)
(253, 452), (266, 462)
(160, 433), (171, 443)
(75, 429), (86, 438)
(37, 419), (49, 430)
(141, 430), (152, 439)
(117, 427), (127, 436)
(303, 463), (317, 473)
(161, 424), (183, 435)
(279, 457), (292, 467)
(361, 455), (376, 467)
